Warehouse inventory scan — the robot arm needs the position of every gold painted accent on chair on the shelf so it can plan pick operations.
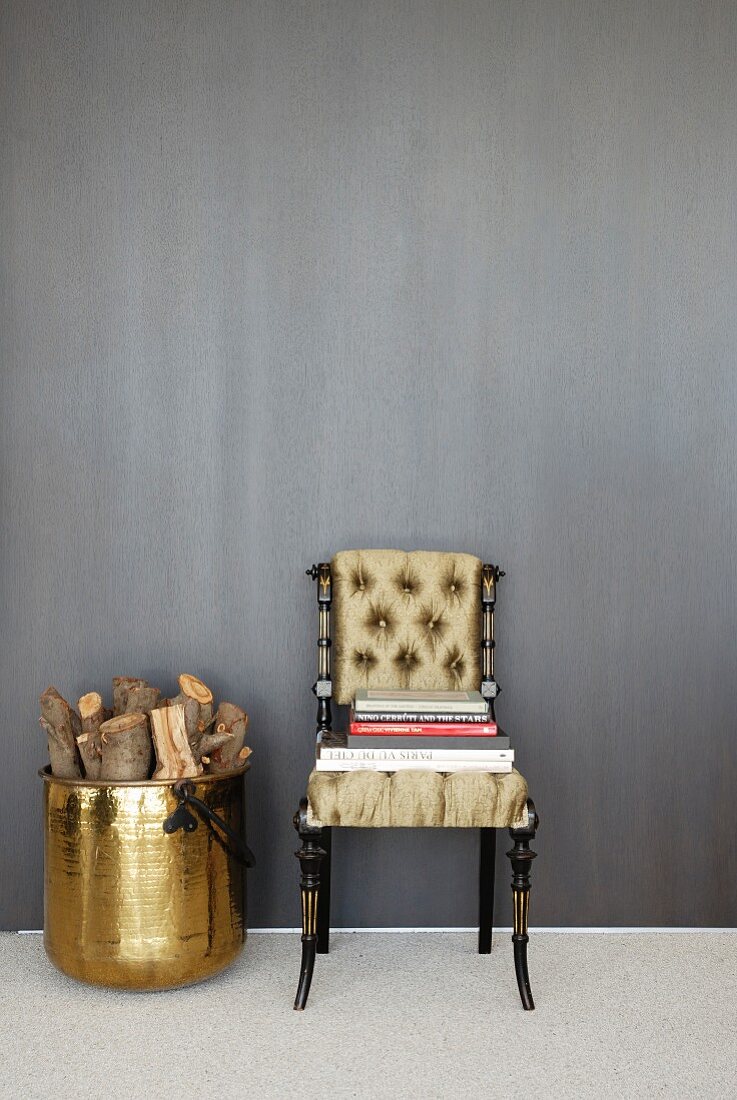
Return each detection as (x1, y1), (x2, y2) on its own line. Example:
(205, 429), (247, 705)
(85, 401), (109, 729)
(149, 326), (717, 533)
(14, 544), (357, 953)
(301, 889), (319, 936)
(331, 550), (483, 705)
(513, 888), (530, 936)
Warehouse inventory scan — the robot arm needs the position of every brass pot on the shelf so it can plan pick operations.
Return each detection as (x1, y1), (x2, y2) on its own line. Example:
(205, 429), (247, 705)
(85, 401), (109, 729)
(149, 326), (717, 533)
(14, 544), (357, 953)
(40, 764), (250, 990)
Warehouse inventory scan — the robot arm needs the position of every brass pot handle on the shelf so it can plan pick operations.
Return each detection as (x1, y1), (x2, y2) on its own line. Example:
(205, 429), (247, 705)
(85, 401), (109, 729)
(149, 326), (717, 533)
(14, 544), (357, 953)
(163, 780), (256, 868)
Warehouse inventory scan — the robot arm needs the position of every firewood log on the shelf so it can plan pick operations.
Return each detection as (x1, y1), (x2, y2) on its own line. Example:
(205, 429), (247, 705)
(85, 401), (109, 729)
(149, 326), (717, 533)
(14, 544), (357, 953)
(76, 691), (110, 779)
(171, 674), (213, 729)
(40, 686), (82, 778)
(205, 703), (249, 773)
(150, 704), (202, 780)
(112, 677), (148, 716)
(169, 675), (215, 757)
(123, 684), (161, 714)
(99, 713), (152, 781)
(181, 696), (204, 756)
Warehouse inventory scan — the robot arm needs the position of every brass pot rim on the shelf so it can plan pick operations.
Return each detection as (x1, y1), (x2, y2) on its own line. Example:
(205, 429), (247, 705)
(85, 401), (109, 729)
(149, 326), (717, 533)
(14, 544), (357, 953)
(38, 762), (250, 788)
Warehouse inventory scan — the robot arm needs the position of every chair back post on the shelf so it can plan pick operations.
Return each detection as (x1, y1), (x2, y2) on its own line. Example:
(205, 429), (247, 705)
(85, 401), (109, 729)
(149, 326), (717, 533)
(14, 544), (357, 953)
(481, 563), (505, 719)
(306, 563), (333, 735)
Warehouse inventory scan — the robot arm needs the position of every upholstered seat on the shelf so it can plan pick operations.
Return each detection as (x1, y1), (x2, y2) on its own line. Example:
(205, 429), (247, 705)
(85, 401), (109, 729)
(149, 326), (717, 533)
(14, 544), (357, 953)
(307, 767), (529, 829)
(293, 550), (539, 1012)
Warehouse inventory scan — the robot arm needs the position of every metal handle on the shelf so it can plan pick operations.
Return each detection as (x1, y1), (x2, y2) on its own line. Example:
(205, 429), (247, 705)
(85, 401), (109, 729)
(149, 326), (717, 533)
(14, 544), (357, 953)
(163, 780), (255, 868)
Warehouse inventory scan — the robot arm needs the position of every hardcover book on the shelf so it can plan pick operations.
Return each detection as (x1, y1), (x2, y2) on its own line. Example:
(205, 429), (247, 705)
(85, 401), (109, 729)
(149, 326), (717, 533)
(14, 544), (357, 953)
(349, 721), (498, 737)
(319, 746), (514, 763)
(344, 734), (511, 750)
(351, 710), (494, 724)
(353, 689), (488, 714)
(315, 758), (513, 773)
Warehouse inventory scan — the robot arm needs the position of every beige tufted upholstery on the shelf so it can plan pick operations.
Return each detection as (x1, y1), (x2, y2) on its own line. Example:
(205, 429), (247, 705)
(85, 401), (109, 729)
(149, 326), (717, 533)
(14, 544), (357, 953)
(331, 549), (482, 706)
(307, 767), (529, 829)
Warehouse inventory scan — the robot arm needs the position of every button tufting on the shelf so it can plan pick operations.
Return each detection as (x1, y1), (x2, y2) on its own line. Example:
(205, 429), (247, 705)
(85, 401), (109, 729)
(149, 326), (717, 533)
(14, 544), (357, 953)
(379, 619), (386, 628)
(450, 584), (456, 592)
(404, 587), (411, 593)
(428, 621), (435, 629)
(359, 583), (365, 590)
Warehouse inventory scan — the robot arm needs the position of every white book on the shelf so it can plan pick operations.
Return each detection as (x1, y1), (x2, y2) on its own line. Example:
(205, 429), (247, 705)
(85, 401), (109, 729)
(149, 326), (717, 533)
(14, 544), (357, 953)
(353, 689), (488, 714)
(315, 758), (513, 773)
(319, 747), (514, 763)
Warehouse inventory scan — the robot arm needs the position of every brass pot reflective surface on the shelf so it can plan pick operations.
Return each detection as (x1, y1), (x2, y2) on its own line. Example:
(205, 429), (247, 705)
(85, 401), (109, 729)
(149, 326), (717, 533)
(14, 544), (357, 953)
(40, 765), (249, 991)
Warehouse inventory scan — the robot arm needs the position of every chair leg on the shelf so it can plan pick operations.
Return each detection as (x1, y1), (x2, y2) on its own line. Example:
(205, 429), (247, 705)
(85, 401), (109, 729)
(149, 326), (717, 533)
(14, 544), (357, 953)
(506, 799), (539, 1010)
(478, 827), (496, 953)
(316, 826), (332, 953)
(293, 798), (325, 1010)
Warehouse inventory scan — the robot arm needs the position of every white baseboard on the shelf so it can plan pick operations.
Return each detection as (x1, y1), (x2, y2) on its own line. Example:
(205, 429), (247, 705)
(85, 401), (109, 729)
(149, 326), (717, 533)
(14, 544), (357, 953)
(250, 926), (737, 934)
(15, 926), (737, 935)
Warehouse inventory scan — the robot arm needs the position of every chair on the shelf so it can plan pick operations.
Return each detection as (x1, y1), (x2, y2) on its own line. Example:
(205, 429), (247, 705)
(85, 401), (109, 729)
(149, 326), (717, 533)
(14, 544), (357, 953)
(293, 550), (539, 1010)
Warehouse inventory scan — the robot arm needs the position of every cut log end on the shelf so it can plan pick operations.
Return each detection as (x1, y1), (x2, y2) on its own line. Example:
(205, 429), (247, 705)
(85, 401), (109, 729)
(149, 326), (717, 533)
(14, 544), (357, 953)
(178, 674), (213, 706)
(101, 713), (148, 737)
(79, 691), (104, 720)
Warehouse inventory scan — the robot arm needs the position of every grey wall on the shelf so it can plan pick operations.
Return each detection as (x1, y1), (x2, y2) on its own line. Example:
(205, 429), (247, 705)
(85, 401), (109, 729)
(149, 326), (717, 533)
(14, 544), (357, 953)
(2, 0), (736, 930)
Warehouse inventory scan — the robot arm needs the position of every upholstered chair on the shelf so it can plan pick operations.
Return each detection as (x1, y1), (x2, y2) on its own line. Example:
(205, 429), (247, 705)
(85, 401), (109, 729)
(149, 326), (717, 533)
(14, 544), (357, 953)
(293, 550), (539, 1010)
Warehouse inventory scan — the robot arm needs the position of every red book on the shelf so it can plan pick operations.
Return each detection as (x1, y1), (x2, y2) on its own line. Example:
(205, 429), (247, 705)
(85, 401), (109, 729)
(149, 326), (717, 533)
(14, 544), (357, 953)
(349, 721), (498, 737)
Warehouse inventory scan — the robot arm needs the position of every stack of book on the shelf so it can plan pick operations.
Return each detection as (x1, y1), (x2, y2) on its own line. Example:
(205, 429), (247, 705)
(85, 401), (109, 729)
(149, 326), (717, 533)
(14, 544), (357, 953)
(316, 689), (513, 773)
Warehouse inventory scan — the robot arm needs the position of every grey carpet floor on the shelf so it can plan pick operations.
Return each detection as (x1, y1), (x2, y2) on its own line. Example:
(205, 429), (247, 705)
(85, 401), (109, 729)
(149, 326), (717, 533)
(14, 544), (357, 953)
(1, 931), (735, 1100)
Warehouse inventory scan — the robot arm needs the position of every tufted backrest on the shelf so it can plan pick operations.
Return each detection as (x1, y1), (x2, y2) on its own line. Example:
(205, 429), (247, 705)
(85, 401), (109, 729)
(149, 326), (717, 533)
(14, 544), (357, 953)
(331, 550), (483, 706)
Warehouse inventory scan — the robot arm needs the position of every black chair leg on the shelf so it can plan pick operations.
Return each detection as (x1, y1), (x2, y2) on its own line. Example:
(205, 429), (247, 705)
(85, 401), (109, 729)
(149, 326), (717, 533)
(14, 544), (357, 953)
(317, 826), (331, 953)
(293, 798), (325, 1010)
(478, 827), (496, 953)
(506, 799), (539, 1010)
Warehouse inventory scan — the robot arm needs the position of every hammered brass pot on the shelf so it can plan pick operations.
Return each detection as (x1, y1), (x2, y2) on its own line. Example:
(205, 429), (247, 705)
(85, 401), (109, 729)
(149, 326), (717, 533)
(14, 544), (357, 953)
(40, 764), (250, 990)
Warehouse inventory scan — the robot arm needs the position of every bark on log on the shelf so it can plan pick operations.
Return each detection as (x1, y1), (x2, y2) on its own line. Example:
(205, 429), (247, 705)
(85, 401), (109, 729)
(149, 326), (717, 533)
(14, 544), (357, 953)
(206, 703), (249, 773)
(123, 684), (161, 714)
(198, 728), (234, 759)
(40, 686), (82, 778)
(182, 696), (203, 756)
(76, 691), (110, 780)
(208, 745), (251, 766)
(99, 713), (152, 781)
(112, 677), (148, 716)
(150, 704), (202, 780)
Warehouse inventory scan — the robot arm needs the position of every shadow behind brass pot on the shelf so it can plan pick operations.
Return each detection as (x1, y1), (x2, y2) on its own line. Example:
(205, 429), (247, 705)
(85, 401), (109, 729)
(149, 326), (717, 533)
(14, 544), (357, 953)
(40, 765), (249, 990)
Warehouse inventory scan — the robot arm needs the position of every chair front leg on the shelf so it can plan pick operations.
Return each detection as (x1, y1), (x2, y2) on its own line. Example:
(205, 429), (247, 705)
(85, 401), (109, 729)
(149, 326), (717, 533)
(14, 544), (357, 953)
(506, 799), (539, 1010)
(293, 798), (325, 1010)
